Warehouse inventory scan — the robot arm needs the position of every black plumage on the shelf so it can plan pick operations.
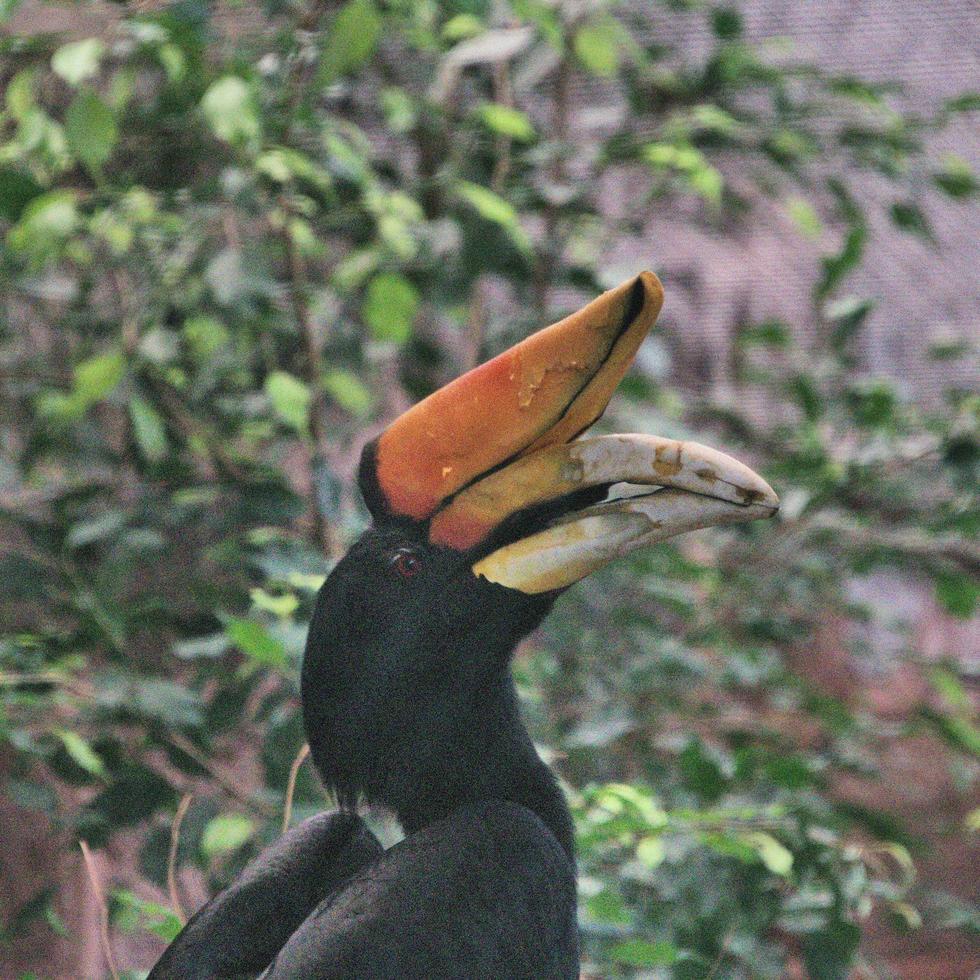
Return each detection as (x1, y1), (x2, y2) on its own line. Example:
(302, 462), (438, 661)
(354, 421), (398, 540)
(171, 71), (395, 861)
(152, 526), (580, 980)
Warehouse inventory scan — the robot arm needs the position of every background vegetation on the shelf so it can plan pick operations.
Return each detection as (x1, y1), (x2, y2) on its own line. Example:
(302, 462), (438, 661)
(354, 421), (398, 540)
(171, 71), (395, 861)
(0, 1), (976, 977)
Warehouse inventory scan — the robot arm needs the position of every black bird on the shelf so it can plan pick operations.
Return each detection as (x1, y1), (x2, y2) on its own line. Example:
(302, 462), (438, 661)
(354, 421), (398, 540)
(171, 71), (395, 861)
(149, 273), (778, 979)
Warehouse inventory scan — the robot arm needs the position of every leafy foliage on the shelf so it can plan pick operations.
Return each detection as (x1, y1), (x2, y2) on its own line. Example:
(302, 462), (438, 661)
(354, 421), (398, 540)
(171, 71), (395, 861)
(0, 1), (976, 977)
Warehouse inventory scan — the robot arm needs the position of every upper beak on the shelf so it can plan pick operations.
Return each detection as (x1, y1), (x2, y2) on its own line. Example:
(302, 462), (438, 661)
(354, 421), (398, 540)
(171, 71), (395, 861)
(358, 272), (778, 594)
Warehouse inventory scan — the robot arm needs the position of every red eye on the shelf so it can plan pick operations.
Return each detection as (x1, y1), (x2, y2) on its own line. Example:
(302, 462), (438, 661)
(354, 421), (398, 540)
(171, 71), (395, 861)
(392, 549), (422, 578)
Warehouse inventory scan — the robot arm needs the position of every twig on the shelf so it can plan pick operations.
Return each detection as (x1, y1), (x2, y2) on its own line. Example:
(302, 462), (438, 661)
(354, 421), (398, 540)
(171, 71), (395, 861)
(168, 793), (193, 924)
(802, 513), (980, 575)
(79, 840), (120, 980)
(0, 671), (95, 699)
(277, 217), (340, 559)
(165, 733), (275, 818)
(143, 372), (245, 482)
(61, 559), (127, 657)
(275, 2), (338, 563)
(282, 742), (311, 834)
(533, 34), (571, 318)
(490, 61), (515, 194)
(110, 269), (140, 356)
(704, 925), (735, 980)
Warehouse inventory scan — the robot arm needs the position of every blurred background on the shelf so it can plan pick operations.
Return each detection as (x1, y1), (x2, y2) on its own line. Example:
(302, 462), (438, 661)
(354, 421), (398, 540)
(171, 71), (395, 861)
(0, 1), (977, 977)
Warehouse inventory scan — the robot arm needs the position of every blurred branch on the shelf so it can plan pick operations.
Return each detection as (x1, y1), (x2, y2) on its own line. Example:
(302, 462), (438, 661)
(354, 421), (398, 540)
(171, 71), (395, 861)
(278, 218), (340, 559)
(282, 742), (310, 834)
(802, 514), (980, 575)
(167, 793), (192, 924)
(143, 372), (245, 482)
(430, 28), (534, 104)
(62, 559), (127, 657)
(78, 840), (120, 980)
(0, 671), (95, 699)
(165, 733), (276, 819)
(533, 34), (571, 317)
(491, 61), (515, 194)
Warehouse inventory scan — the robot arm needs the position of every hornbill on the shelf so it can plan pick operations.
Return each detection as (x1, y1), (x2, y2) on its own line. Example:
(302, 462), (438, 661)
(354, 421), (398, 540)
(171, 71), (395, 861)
(149, 273), (778, 979)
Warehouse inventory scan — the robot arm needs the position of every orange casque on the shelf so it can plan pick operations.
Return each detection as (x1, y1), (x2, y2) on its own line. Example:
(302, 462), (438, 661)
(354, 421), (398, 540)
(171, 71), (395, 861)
(364, 272), (664, 550)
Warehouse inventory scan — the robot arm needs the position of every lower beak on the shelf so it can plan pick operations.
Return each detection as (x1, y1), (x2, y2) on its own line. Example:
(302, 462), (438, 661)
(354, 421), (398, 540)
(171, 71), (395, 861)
(468, 434), (778, 594)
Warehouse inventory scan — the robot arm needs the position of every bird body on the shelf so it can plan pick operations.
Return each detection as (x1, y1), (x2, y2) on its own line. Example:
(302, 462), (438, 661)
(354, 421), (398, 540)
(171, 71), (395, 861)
(150, 273), (778, 978)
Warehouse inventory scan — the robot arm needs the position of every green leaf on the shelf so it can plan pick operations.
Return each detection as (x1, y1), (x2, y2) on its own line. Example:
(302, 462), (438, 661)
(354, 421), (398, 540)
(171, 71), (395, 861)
(320, 0), (381, 81)
(129, 396), (168, 463)
(742, 831), (793, 876)
(183, 314), (230, 358)
(265, 371), (311, 434)
(816, 223), (866, 300)
(679, 739), (727, 801)
(933, 155), (977, 198)
(65, 90), (117, 176)
(585, 889), (632, 925)
(158, 43), (186, 83)
(201, 813), (254, 858)
(930, 667), (969, 709)
(7, 190), (78, 254)
(933, 571), (978, 618)
(225, 617), (288, 669)
(644, 142), (723, 204)
(803, 919), (860, 980)
(51, 38), (105, 86)
(362, 272), (419, 343)
(573, 21), (621, 77)
(0, 167), (44, 222)
(944, 91), (980, 113)
(825, 296), (874, 353)
(787, 197), (823, 239)
(130, 679), (204, 728)
(889, 200), (933, 239)
(702, 831), (758, 863)
(0, 0), (23, 25)
(740, 319), (790, 347)
(112, 890), (182, 942)
(636, 834), (666, 868)
(201, 76), (260, 146)
(477, 103), (536, 141)
(455, 181), (530, 252)
(66, 511), (126, 549)
(323, 368), (373, 417)
(6, 69), (35, 119)
(56, 729), (107, 779)
(249, 587), (299, 619)
(691, 103), (740, 134)
(847, 378), (896, 428)
(442, 13), (484, 42)
(925, 710), (980, 758)
(608, 939), (678, 968)
(75, 351), (126, 404)
(711, 6), (743, 39)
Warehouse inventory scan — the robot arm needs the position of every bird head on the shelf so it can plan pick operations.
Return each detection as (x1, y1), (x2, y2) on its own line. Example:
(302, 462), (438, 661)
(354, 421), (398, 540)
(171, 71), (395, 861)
(302, 273), (778, 829)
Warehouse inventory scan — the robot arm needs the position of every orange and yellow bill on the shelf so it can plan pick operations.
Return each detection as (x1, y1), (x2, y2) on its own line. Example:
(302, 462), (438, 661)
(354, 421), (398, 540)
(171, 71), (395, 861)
(358, 271), (778, 595)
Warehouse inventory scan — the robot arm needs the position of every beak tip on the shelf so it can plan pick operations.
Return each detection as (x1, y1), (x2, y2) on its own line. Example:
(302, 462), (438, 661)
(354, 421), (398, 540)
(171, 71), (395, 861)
(635, 270), (665, 324)
(749, 477), (780, 515)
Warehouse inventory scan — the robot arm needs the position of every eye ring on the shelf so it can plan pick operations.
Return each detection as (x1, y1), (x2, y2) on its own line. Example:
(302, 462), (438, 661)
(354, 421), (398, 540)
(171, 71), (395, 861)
(390, 548), (422, 579)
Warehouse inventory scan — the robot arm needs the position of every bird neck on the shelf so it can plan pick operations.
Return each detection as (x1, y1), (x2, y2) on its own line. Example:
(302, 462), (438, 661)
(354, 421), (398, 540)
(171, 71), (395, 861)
(391, 673), (575, 861)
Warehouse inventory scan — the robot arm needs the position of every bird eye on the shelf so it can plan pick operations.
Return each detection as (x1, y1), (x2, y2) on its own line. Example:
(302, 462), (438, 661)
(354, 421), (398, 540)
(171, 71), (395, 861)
(391, 548), (422, 579)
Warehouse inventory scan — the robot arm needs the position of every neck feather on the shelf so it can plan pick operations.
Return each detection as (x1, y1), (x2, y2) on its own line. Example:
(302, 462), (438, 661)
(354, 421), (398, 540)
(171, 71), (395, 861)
(392, 679), (575, 859)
